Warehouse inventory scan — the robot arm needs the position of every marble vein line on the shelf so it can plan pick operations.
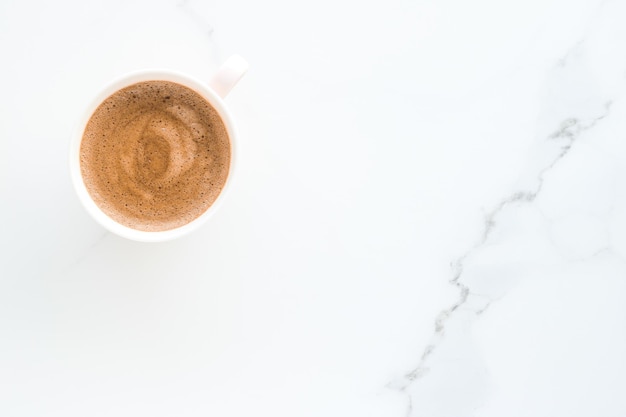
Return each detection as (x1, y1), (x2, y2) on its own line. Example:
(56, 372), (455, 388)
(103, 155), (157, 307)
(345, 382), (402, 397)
(388, 101), (614, 412)
(176, 0), (222, 68)
(176, 0), (215, 37)
(65, 231), (110, 271)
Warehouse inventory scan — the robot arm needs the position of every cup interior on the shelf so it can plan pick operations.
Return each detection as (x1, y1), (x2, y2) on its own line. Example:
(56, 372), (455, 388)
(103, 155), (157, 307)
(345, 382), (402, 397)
(70, 70), (238, 242)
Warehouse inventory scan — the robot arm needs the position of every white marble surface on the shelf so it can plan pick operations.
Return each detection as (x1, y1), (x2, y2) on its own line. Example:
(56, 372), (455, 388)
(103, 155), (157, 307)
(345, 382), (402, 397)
(2, 0), (626, 415)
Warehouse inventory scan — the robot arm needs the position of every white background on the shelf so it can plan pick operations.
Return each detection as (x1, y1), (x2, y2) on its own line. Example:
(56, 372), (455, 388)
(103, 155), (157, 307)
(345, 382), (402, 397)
(1, 0), (626, 416)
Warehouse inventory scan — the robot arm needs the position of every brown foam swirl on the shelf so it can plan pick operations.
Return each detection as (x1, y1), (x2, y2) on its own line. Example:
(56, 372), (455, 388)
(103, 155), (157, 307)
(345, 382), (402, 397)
(117, 106), (202, 200)
(80, 81), (230, 232)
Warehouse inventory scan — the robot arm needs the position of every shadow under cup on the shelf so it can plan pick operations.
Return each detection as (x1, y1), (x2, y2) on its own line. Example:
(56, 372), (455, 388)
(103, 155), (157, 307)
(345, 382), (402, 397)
(70, 71), (239, 243)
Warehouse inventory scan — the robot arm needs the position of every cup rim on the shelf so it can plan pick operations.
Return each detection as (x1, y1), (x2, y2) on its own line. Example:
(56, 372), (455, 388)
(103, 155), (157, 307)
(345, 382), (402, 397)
(69, 69), (238, 242)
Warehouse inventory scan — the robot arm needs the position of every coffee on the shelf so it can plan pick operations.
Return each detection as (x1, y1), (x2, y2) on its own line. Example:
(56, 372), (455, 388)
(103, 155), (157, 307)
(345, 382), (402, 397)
(80, 80), (230, 232)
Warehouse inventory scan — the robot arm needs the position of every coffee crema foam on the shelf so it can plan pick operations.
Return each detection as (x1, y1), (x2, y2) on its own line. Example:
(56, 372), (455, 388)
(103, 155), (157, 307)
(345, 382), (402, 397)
(80, 81), (230, 232)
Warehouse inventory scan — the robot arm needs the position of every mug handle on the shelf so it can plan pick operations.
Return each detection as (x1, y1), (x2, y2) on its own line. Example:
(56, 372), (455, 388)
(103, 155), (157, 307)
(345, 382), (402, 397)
(208, 55), (249, 99)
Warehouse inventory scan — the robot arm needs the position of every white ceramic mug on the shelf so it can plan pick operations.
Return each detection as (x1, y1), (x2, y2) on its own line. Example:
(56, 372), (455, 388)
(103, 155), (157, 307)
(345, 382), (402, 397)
(69, 55), (249, 242)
